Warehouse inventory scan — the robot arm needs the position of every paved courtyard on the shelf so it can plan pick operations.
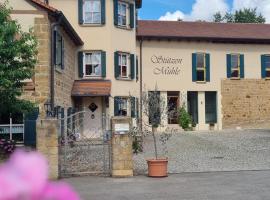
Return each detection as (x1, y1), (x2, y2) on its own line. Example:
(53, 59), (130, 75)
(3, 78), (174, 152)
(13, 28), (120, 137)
(64, 170), (270, 200)
(134, 129), (270, 174)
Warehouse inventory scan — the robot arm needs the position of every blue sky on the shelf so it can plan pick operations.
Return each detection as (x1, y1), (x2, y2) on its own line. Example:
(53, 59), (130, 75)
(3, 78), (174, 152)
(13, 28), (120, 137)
(139, 0), (234, 20)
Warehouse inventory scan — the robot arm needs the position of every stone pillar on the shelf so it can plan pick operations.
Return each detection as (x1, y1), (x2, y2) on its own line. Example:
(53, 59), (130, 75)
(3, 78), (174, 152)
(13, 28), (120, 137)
(36, 118), (59, 180)
(111, 117), (133, 177)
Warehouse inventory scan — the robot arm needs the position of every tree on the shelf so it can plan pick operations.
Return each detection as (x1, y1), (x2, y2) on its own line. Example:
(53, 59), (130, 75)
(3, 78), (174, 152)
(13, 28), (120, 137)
(0, 2), (38, 123)
(213, 8), (266, 23)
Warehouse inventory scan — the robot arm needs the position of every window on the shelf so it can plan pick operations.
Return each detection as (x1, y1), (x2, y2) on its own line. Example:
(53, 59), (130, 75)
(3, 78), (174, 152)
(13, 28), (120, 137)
(227, 54), (244, 79)
(118, 53), (129, 78)
(54, 31), (64, 69)
(230, 54), (240, 78)
(192, 53), (210, 82)
(84, 52), (102, 76)
(83, 0), (101, 24)
(118, 1), (127, 26)
(115, 97), (128, 116)
(167, 92), (179, 124)
(196, 53), (206, 82)
(264, 55), (270, 78)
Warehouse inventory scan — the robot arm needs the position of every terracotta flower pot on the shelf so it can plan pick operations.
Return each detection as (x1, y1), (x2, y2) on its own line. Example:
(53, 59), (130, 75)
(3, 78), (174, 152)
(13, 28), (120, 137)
(147, 159), (168, 177)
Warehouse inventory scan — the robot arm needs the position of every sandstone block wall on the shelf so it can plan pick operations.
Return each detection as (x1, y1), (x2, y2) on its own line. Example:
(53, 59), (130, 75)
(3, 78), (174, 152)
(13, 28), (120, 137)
(21, 16), (51, 117)
(54, 28), (76, 109)
(221, 79), (270, 129)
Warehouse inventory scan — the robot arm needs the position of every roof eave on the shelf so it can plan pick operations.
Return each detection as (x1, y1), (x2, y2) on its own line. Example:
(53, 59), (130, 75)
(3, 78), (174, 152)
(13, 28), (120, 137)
(137, 35), (270, 44)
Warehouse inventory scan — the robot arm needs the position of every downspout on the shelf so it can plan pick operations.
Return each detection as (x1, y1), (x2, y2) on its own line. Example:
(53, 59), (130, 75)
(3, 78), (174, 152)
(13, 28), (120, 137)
(50, 14), (63, 109)
(139, 38), (143, 133)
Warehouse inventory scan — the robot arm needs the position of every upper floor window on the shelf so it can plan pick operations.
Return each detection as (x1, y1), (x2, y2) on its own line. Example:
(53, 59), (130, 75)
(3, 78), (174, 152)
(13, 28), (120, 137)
(261, 54), (270, 78)
(54, 31), (64, 70)
(78, 51), (106, 78)
(114, 0), (135, 29)
(114, 52), (135, 80)
(227, 54), (244, 79)
(79, 0), (105, 25)
(119, 53), (129, 78)
(192, 53), (210, 82)
(84, 0), (101, 24)
(118, 1), (127, 26)
(84, 52), (101, 76)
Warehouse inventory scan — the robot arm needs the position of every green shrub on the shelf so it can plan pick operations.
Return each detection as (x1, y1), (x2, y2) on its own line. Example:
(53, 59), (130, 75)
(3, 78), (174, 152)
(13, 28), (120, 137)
(178, 106), (192, 130)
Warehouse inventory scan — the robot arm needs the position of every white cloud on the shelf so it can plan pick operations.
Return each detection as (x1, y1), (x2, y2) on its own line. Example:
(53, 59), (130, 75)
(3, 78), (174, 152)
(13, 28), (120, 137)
(158, 0), (270, 23)
(159, 0), (229, 21)
(187, 0), (229, 21)
(159, 10), (185, 21)
(233, 0), (270, 22)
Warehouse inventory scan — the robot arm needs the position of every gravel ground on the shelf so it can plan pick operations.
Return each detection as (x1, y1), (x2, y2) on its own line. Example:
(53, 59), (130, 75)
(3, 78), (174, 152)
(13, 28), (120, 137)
(133, 129), (270, 174)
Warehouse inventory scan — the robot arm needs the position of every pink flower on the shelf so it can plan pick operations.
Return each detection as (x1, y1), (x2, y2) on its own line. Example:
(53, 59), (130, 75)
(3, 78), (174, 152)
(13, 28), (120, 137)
(0, 150), (80, 200)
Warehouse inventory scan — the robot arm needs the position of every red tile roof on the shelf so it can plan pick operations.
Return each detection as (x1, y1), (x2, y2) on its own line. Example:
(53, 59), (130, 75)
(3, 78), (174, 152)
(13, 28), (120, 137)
(29, 0), (58, 12)
(137, 20), (270, 43)
(72, 80), (111, 97)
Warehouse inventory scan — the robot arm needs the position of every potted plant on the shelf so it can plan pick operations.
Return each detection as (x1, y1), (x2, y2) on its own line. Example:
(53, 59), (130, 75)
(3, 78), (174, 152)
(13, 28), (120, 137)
(138, 88), (173, 177)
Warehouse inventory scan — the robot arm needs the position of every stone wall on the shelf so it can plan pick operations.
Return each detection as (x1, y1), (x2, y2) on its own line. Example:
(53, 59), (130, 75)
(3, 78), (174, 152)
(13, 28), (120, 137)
(54, 28), (76, 109)
(21, 16), (51, 117)
(36, 118), (59, 180)
(221, 79), (270, 129)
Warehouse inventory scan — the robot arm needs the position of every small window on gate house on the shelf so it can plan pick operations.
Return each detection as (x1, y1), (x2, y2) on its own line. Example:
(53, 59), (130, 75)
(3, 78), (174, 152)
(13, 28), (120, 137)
(196, 53), (206, 82)
(231, 54), (240, 78)
(118, 53), (130, 79)
(84, 52), (102, 77)
(265, 55), (270, 78)
(83, 0), (101, 24)
(118, 97), (128, 116)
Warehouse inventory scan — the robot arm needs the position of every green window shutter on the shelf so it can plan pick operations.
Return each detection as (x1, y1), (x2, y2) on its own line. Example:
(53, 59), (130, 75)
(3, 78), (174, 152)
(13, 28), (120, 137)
(53, 30), (57, 66)
(101, 51), (106, 78)
(136, 98), (139, 119)
(114, 97), (120, 116)
(130, 54), (135, 80)
(113, 0), (118, 26)
(61, 38), (65, 69)
(131, 97), (136, 118)
(240, 54), (244, 78)
(192, 53), (197, 82)
(129, 3), (135, 28)
(261, 55), (266, 78)
(205, 53), (210, 82)
(114, 52), (119, 79)
(136, 56), (139, 81)
(78, 51), (84, 78)
(226, 54), (232, 78)
(101, 0), (106, 24)
(78, 0), (84, 24)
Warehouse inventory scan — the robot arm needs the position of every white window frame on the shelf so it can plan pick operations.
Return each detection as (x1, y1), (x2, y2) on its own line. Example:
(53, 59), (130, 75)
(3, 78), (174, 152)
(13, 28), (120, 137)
(83, 51), (102, 77)
(118, 52), (130, 79)
(230, 54), (240, 79)
(196, 53), (206, 82)
(118, 1), (128, 27)
(83, 0), (102, 24)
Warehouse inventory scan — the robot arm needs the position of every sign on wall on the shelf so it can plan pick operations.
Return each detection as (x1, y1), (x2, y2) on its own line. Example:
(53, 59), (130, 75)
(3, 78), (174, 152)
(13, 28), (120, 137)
(151, 55), (182, 76)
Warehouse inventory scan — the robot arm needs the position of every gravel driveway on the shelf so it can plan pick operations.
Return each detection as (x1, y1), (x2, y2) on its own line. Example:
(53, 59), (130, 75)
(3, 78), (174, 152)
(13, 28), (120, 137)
(134, 129), (270, 174)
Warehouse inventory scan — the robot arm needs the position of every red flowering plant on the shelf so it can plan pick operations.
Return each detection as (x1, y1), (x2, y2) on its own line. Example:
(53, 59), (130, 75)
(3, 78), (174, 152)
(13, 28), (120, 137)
(0, 139), (16, 158)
